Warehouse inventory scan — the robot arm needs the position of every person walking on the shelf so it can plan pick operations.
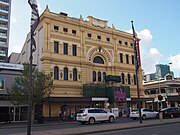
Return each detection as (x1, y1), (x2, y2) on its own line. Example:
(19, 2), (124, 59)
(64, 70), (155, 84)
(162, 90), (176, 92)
(59, 111), (63, 122)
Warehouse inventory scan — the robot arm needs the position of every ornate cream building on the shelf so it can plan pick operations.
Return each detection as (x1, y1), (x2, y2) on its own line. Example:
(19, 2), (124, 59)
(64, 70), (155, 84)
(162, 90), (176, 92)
(17, 6), (144, 119)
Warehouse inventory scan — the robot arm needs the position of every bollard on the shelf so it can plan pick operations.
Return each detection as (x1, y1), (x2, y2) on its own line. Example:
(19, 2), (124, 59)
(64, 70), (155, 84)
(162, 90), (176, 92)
(159, 112), (163, 120)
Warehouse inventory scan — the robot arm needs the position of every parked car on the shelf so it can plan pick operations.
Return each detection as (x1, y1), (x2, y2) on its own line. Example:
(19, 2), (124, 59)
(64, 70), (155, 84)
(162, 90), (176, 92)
(76, 108), (116, 125)
(160, 107), (180, 118)
(130, 108), (159, 120)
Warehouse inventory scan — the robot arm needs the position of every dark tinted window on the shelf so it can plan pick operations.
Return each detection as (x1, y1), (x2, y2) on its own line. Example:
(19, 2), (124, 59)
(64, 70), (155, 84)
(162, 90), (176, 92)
(54, 26), (59, 31)
(77, 109), (85, 113)
(93, 56), (104, 64)
(120, 53), (123, 63)
(64, 67), (68, 80)
(73, 68), (77, 81)
(143, 109), (153, 112)
(63, 28), (68, 33)
(88, 109), (98, 113)
(93, 71), (96, 82)
(54, 41), (59, 53)
(87, 33), (91, 38)
(54, 66), (59, 80)
(64, 43), (68, 55)
(72, 45), (77, 56)
(98, 109), (107, 113)
(72, 30), (76, 35)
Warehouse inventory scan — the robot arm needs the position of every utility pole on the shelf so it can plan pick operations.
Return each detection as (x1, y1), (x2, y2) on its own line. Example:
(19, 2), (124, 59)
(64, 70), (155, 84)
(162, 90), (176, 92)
(131, 21), (142, 124)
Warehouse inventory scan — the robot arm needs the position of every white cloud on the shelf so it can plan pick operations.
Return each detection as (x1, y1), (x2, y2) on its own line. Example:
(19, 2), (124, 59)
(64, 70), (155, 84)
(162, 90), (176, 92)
(126, 28), (162, 74)
(138, 29), (153, 47)
(37, 4), (42, 14)
(169, 54), (180, 70)
(150, 48), (162, 57)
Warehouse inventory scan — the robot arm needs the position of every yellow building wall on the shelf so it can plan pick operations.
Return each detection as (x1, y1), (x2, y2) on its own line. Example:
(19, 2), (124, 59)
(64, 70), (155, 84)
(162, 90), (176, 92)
(37, 7), (144, 116)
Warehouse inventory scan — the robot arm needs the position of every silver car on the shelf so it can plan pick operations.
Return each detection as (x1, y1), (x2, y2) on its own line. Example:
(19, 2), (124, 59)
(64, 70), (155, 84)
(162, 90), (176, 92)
(76, 108), (116, 124)
(130, 108), (159, 120)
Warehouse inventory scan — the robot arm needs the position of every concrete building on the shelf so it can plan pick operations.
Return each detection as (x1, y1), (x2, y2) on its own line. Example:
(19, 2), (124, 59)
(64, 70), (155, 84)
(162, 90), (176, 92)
(0, 0), (11, 62)
(0, 62), (25, 122)
(144, 74), (180, 111)
(14, 6), (145, 119)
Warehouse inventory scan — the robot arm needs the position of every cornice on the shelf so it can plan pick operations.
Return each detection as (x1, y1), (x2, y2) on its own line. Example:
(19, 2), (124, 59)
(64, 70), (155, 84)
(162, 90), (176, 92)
(51, 34), (81, 43)
(40, 11), (133, 40)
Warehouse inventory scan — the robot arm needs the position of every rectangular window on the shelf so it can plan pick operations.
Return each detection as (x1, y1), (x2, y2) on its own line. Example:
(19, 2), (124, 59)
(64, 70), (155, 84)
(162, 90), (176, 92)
(63, 28), (68, 33)
(54, 41), (59, 53)
(63, 43), (68, 55)
(72, 45), (77, 56)
(72, 30), (76, 35)
(120, 53), (123, 63)
(97, 35), (101, 40)
(126, 54), (129, 64)
(87, 33), (91, 38)
(125, 42), (128, 45)
(119, 40), (122, 44)
(0, 76), (5, 90)
(132, 55), (134, 65)
(130, 43), (133, 47)
(54, 25), (59, 31)
(106, 37), (110, 42)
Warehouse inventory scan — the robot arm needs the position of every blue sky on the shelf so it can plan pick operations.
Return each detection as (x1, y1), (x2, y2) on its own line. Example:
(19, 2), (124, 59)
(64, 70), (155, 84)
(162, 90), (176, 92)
(10, 0), (180, 77)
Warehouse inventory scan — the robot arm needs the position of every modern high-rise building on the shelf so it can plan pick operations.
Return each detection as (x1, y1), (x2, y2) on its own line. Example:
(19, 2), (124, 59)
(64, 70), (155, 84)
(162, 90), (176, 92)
(0, 0), (11, 62)
(155, 64), (171, 79)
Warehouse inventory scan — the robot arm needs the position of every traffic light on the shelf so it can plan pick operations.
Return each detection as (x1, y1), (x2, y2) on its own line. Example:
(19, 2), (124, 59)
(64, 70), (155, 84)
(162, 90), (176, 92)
(158, 95), (163, 101)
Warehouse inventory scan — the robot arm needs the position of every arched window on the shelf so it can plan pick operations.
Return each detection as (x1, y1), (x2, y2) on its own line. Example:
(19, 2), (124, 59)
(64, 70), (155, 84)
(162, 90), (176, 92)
(54, 66), (59, 80)
(93, 56), (104, 64)
(103, 72), (106, 82)
(73, 68), (77, 81)
(93, 71), (96, 82)
(133, 74), (136, 85)
(98, 71), (101, 82)
(64, 67), (68, 80)
(121, 73), (125, 84)
(128, 74), (131, 84)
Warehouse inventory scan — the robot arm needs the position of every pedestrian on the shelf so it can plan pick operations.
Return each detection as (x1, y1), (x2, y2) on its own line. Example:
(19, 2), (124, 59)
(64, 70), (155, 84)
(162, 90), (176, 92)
(59, 111), (63, 122)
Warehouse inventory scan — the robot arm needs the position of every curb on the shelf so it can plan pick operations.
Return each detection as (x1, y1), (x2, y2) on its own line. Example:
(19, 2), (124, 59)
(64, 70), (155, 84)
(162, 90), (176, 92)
(69, 121), (180, 135)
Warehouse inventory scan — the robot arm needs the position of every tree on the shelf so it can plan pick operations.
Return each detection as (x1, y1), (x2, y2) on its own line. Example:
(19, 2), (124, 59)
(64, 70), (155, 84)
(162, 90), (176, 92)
(8, 64), (53, 120)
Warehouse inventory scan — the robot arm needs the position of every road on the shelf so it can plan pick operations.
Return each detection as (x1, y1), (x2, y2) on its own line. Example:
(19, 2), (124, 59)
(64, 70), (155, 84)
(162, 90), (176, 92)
(0, 117), (132, 135)
(88, 123), (180, 135)
(1, 118), (180, 135)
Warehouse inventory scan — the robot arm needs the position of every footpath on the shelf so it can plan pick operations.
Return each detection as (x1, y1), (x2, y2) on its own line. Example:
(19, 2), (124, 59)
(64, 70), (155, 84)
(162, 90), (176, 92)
(1, 118), (180, 135)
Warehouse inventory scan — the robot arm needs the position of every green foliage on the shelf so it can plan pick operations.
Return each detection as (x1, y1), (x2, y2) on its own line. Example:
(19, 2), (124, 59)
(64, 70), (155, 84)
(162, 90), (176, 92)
(8, 63), (53, 106)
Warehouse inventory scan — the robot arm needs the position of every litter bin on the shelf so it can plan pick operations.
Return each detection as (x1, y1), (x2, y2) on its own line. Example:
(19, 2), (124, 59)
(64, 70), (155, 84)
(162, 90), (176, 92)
(38, 116), (44, 124)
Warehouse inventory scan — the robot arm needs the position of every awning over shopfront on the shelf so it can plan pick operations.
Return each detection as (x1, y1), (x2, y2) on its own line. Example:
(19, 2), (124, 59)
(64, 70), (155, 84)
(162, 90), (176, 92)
(44, 97), (91, 102)
(167, 95), (180, 102)
(131, 97), (154, 102)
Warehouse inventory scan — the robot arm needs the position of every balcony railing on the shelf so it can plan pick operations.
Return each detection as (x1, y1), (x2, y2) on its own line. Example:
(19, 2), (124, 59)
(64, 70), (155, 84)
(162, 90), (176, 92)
(0, 15), (8, 20)
(0, 41), (6, 46)
(0, 50), (6, 56)
(0, 24), (7, 29)
(0, 7), (8, 11)
(0, 33), (7, 38)
(0, 0), (9, 4)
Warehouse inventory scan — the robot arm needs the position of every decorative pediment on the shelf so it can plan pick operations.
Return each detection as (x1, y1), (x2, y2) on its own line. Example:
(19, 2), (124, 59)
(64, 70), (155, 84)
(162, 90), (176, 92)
(87, 16), (108, 28)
